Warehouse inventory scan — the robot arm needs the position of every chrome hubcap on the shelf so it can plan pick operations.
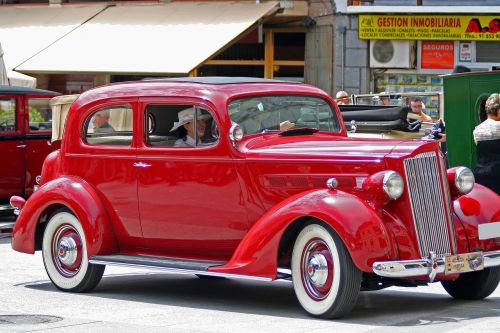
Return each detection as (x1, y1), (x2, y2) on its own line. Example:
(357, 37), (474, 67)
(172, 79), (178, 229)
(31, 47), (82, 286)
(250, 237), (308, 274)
(57, 236), (78, 266)
(301, 238), (334, 301)
(51, 224), (82, 277)
(306, 253), (328, 287)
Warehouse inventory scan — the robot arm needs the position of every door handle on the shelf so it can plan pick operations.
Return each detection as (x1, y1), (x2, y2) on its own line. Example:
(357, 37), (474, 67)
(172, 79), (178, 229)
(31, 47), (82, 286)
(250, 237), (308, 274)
(133, 162), (151, 168)
(16, 144), (27, 148)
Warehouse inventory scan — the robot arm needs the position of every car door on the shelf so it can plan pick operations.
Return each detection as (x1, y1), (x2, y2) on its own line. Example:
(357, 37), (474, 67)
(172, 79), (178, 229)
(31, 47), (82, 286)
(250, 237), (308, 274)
(64, 99), (142, 251)
(24, 95), (59, 198)
(136, 98), (249, 261)
(0, 95), (25, 202)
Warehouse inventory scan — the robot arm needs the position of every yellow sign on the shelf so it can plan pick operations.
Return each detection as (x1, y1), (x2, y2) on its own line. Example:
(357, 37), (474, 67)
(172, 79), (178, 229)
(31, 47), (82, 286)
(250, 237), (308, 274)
(359, 15), (500, 41)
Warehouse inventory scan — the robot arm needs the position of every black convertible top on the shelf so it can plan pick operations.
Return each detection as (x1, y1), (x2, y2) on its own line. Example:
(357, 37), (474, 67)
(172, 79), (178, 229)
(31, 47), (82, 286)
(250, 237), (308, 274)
(0, 85), (59, 95)
(145, 76), (300, 85)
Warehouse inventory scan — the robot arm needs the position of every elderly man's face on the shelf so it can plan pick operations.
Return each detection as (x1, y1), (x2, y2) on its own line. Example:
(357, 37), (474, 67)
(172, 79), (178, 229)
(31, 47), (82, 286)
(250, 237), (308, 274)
(410, 101), (424, 114)
(92, 112), (109, 128)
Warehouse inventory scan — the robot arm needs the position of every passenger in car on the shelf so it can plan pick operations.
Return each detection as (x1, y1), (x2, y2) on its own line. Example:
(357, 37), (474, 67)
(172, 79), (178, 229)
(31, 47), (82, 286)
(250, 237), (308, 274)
(170, 107), (210, 147)
(408, 97), (432, 122)
(335, 91), (351, 105)
(92, 110), (115, 133)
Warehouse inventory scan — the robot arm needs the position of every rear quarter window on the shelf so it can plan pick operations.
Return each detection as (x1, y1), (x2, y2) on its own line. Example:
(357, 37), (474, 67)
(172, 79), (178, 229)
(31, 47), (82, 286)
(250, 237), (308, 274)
(84, 105), (133, 146)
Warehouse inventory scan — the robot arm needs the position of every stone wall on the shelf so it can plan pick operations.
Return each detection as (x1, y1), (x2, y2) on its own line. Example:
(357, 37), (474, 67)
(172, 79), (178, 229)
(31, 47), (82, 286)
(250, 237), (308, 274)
(305, 1), (370, 96)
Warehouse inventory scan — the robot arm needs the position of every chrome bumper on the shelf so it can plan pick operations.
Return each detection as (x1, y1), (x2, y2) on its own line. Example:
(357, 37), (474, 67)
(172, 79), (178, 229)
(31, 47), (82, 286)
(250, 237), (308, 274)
(372, 250), (500, 282)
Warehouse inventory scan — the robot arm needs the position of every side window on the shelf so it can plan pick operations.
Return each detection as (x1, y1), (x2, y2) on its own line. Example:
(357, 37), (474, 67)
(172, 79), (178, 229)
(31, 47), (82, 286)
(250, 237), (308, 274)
(85, 105), (133, 146)
(28, 98), (52, 131)
(145, 104), (218, 148)
(0, 98), (16, 132)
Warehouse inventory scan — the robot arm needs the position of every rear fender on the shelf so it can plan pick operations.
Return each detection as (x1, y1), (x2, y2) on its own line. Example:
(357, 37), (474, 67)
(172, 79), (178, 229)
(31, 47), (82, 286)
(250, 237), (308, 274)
(210, 189), (395, 279)
(12, 176), (119, 256)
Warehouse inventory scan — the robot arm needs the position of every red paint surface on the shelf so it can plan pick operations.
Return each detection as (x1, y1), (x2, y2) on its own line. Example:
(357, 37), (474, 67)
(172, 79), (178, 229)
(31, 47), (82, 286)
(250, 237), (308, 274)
(11, 80), (500, 281)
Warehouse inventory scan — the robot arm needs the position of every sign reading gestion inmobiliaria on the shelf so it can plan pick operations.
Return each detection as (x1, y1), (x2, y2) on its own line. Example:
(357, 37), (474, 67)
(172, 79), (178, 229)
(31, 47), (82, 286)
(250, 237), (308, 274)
(359, 15), (500, 41)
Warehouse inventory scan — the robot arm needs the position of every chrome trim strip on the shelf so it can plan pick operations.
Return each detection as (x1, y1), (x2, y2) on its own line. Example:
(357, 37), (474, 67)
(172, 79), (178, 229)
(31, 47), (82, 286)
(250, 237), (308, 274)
(478, 222), (500, 240)
(372, 250), (500, 279)
(89, 259), (273, 282)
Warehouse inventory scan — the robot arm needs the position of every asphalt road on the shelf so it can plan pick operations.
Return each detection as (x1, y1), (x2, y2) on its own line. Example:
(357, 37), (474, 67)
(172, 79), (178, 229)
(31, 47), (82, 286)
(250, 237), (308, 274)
(1, 235), (500, 333)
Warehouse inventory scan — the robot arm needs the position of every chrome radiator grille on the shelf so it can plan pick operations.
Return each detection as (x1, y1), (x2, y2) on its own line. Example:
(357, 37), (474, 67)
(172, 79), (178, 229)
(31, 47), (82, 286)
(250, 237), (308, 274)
(403, 151), (456, 258)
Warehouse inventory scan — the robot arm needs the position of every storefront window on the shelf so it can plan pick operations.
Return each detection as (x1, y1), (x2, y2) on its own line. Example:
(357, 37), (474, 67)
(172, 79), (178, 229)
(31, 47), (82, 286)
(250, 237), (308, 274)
(476, 42), (500, 63)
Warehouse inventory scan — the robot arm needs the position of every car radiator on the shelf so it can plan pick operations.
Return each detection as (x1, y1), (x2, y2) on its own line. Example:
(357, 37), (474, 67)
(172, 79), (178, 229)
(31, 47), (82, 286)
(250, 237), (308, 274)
(404, 151), (457, 258)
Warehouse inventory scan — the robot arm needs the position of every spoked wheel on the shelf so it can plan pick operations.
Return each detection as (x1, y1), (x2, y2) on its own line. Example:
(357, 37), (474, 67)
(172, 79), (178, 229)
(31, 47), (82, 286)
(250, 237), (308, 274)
(441, 267), (500, 300)
(291, 223), (361, 319)
(42, 210), (105, 292)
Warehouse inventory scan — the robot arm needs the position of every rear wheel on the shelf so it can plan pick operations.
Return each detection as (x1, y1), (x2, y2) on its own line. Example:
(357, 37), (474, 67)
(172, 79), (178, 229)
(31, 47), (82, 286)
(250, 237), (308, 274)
(42, 210), (104, 292)
(291, 223), (361, 319)
(441, 267), (500, 300)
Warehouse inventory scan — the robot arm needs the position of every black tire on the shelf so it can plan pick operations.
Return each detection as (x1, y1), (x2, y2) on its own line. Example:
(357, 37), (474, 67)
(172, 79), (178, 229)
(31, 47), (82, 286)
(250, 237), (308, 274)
(42, 210), (105, 292)
(291, 223), (362, 319)
(441, 266), (500, 300)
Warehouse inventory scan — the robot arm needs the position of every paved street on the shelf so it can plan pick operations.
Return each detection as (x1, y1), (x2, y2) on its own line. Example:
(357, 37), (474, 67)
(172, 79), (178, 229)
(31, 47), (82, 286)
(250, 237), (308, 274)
(1, 235), (499, 333)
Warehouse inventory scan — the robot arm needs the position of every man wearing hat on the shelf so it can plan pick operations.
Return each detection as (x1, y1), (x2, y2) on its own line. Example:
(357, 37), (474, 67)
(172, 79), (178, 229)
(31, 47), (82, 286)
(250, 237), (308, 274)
(171, 107), (211, 147)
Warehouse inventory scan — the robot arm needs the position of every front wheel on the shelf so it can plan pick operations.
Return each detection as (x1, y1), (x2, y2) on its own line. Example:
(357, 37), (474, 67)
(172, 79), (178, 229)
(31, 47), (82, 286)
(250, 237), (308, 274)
(441, 267), (500, 300)
(42, 210), (105, 292)
(291, 223), (362, 319)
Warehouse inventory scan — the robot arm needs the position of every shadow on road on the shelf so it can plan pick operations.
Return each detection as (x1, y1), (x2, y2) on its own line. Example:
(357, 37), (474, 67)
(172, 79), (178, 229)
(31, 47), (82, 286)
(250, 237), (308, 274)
(21, 271), (500, 325)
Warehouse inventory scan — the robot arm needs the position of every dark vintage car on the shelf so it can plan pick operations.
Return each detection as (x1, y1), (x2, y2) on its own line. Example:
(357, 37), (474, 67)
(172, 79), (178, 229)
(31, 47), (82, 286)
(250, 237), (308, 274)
(10, 78), (500, 319)
(0, 86), (59, 215)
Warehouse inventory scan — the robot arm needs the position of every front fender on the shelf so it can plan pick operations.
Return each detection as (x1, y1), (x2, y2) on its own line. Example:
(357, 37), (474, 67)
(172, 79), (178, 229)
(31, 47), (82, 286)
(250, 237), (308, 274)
(453, 184), (500, 252)
(12, 176), (119, 256)
(210, 189), (395, 279)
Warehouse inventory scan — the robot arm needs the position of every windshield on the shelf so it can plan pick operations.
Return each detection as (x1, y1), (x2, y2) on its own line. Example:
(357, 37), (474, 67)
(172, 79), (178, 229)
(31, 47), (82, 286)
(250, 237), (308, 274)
(228, 95), (341, 135)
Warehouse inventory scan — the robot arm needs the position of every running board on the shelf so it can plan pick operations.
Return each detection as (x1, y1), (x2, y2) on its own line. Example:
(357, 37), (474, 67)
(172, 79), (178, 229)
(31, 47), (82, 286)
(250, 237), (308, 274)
(89, 254), (273, 281)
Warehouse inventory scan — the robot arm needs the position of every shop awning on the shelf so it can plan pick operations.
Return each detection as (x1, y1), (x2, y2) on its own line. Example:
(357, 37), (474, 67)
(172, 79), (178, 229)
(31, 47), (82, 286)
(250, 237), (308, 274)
(0, 5), (107, 78)
(16, 2), (279, 75)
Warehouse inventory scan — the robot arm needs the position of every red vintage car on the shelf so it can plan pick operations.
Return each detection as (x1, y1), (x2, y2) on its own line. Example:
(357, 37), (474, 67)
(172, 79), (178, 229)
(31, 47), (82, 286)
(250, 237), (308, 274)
(10, 78), (500, 319)
(0, 86), (59, 215)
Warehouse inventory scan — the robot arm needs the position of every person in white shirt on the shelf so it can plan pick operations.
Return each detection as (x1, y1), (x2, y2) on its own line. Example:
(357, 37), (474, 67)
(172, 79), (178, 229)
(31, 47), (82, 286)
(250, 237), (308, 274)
(170, 107), (210, 147)
(473, 93), (500, 143)
(473, 93), (500, 194)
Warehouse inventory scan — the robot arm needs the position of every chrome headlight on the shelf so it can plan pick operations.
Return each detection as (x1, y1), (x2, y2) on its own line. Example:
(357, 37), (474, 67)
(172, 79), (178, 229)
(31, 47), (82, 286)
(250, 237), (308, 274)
(229, 123), (244, 143)
(382, 171), (404, 200)
(454, 167), (475, 194)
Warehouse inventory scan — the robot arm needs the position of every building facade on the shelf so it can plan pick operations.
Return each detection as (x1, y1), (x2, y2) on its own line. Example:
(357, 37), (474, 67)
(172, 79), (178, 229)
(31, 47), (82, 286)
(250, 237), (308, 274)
(1, 0), (308, 94)
(306, 0), (500, 98)
(2, 0), (500, 99)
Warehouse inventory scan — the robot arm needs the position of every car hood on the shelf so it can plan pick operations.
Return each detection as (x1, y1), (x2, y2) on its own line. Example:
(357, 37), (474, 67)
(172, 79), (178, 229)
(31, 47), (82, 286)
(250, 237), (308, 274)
(239, 133), (431, 162)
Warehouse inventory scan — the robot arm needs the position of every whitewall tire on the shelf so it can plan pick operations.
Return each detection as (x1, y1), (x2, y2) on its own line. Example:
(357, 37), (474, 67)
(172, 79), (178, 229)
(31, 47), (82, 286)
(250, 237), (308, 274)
(291, 223), (361, 319)
(42, 210), (104, 292)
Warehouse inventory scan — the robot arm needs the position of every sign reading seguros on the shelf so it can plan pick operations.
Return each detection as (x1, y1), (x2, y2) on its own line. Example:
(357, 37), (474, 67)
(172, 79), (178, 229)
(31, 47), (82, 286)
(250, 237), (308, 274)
(359, 15), (500, 41)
